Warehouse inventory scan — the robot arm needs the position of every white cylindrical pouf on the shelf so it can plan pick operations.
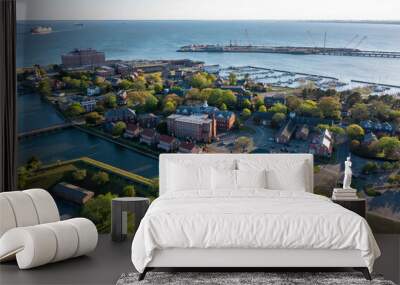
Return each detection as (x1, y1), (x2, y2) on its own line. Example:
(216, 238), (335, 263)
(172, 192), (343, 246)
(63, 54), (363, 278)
(65, 218), (98, 257)
(0, 226), (58, 269)
(0, 196), (17, 237)
(42, 221), (79, 262)
(1, 192), (39, 227)
(24, 189), (60, 224)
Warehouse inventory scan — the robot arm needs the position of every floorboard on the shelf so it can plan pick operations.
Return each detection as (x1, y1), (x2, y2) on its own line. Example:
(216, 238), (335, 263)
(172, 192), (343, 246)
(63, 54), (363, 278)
(0, 234), (399, 285)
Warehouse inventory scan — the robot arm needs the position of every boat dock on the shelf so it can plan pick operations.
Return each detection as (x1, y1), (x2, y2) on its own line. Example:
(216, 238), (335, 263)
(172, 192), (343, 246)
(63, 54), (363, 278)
(351, 80), (400, 89)
(178, 45), (400, 59)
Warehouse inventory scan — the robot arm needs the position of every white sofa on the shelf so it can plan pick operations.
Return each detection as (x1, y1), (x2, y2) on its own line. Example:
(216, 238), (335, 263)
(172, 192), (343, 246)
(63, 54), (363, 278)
(0, 188), (98, 269)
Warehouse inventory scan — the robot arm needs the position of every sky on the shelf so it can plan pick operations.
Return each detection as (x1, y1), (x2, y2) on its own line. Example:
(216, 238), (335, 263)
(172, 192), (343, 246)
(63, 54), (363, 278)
(17, 0), (400, 21)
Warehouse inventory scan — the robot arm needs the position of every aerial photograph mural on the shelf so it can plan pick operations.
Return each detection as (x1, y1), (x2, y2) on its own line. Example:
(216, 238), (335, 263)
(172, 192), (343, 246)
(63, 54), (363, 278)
(16, 0), (400, 233)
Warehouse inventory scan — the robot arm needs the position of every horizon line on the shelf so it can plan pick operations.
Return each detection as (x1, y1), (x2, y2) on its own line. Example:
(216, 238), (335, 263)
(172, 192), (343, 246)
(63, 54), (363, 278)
(17, 18), (400, 22)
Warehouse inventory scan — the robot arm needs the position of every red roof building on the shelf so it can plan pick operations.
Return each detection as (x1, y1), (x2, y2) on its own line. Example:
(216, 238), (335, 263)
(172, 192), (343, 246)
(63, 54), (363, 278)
(124, 123), (140, 139)
(139, 129), (159, 146)
(157, 135), (179, 152)
(178, 142), (201, 153)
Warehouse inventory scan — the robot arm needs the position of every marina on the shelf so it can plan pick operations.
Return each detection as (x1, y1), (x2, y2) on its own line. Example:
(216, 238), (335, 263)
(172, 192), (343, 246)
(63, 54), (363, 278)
(217, 65), (400, 95)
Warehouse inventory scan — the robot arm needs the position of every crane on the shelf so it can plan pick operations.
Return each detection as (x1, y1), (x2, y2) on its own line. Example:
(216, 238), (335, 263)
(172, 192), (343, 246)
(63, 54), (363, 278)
(244, 29), (251, 47)
(345, 34), (359, 48)
(354, 36), (367, 49)
(306, 30), (317, 47)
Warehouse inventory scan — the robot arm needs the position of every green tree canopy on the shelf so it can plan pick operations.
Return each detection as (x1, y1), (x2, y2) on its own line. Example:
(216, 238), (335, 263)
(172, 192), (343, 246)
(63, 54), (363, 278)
(122, 185), (136, 197)
(81, 192), (117, 233)
(241, 108), (252, 118)
(185, 88), (202, 101)
(345, 92), (362, 107)
(112, 121), (127, 136)
(269, 103), (288, 114)
(369, 101), (392, 121)
(119, 79), (134, 90)
(329, 125), (345, 136)
(362, 162), (379, 174)
(153, 83), (163, 94)
(26, 156), (42, 172)
(67, 103), (85, 117)
(163, 101), (176, 114)
(297, 100), (322, 117)
(220, 103), (228, 111)
(318, 96), (341, 119)
(163, 93), (183, 107)
(144, 94), (159, 112)
(242, 99), (252, 110)
(234, 136), (253, 153)
(85, 112), (103, 125)
(271, 112), (286, 128)
(72, 169), (87, 181)
(286, 95), (303, 111)
(377, 136), (400, 158)
(255, 98), (264, 108)
(91, 171), (110, 185)
(127, 91), (151, 106)
(258, 105), (267, 112)
(346, 124), (365, 140)
(104, 94), (117, 108)
(38, 79), (52, 96)
(208, 89), (237, 109)
(189, 72), (215, 89)
(228, 73), (237, 85)
(350, 103), (369, 122)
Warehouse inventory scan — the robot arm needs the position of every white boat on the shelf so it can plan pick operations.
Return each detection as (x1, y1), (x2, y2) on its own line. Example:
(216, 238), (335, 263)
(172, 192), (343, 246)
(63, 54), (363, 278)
(31, 26), (52, 34)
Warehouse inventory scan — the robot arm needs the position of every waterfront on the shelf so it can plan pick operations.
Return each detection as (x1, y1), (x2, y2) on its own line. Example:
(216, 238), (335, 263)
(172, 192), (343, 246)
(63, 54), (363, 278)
(17, 20), (400, 85)
(16, 20), (400, 230)
(17, 94), (158, 178)
(18, 93), (65, 132)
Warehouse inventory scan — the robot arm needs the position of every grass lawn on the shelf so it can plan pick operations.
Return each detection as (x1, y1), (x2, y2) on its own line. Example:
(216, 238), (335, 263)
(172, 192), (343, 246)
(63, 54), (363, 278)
(24, 157), (158, 198)
(25, 164), (78, 190)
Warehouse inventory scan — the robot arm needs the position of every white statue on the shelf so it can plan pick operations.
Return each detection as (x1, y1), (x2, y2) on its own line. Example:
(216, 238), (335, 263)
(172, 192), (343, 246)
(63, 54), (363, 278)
(343, 156), (352, 190)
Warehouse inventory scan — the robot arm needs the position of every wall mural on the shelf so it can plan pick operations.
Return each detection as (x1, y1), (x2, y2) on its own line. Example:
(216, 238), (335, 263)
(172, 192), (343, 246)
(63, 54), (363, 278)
(16, 15), (400, 233)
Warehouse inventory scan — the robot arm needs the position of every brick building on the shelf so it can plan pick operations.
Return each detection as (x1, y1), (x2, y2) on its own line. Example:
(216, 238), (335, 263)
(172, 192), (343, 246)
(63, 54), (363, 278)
(167, 114), (216, 143)
(61, 49), (105, 68)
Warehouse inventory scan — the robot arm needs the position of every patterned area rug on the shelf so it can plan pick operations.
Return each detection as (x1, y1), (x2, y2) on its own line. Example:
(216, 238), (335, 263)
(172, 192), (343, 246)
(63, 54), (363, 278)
(117, 272), (396, 285)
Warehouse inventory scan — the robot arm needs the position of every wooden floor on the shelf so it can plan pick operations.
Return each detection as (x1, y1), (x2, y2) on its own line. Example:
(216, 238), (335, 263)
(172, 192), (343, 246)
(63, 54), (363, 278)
(0, 235), (133, 285)
(0, 234), (399, 285)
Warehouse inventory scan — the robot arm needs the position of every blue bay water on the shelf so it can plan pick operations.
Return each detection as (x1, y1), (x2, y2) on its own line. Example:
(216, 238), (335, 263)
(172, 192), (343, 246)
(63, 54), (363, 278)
(16, 20), (400, 225)
(17, 20), (400, 85)
(16, 20), (400, 176)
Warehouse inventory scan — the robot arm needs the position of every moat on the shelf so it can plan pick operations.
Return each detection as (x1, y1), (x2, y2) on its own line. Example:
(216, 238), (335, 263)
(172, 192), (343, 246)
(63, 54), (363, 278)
(18, 94), (158, 178)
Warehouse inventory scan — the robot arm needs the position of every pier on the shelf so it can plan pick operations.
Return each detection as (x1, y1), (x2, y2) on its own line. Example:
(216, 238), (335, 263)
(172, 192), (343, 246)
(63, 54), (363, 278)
(178, 45), (400, 59)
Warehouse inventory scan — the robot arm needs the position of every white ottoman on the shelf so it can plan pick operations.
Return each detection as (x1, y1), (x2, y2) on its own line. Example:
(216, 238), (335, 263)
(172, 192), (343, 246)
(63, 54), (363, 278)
(0, 189), (98, 269)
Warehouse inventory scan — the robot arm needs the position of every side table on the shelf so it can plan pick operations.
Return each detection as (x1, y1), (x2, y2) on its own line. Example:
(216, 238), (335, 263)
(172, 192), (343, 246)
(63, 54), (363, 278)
(332, 198), (366, 218)
(111, 197), (150, 242)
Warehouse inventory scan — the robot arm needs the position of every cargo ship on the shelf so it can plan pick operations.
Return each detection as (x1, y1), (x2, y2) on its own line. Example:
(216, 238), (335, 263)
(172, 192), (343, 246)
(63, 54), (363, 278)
(30, 26), (52, 35)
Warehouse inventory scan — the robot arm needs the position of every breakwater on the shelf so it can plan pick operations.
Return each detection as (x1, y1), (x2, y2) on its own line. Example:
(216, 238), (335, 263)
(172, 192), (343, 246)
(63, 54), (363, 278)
(178, 45), (400, 59)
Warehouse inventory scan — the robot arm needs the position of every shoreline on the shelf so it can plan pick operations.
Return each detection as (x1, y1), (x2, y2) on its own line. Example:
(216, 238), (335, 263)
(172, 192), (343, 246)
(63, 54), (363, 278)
(74, 125), (159, 160)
